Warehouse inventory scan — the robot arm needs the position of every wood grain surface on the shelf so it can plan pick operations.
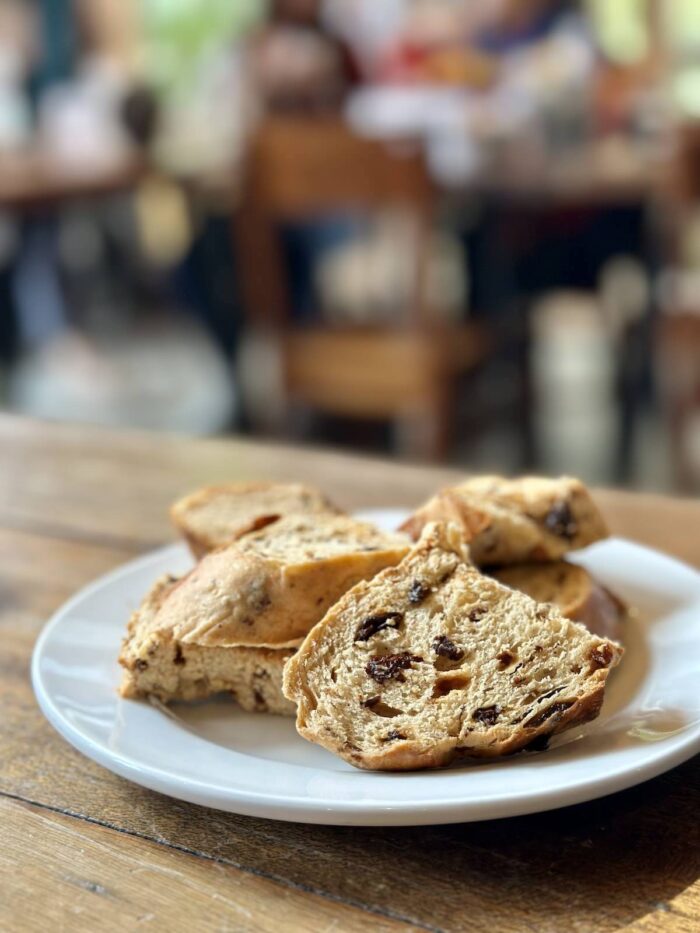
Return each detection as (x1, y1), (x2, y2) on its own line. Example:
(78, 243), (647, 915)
(1, 414), (698, 933)
(2, 798), (409, 933)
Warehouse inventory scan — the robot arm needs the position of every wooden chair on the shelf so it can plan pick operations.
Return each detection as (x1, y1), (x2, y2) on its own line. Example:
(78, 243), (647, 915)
(233, 117), (487, 460)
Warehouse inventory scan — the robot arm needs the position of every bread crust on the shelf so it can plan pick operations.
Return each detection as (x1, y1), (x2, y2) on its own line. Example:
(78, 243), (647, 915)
(575, 583), (627, 642)
(492, 562), (626, 642)
(131, 515), (409, 652)
(119, 575), (296, 714)
(333, 683), (608, 770)
(171, 481), (341, 559)
(400, 475), (609, 566)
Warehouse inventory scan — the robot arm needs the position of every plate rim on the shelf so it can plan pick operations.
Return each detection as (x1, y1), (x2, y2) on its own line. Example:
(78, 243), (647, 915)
(31, 528), (700, 826)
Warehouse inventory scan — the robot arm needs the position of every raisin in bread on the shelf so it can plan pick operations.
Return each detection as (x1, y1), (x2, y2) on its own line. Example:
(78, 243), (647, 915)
(283, 523), (622, 771)
(119, 575), (295, 714)
(171, 482), (341, 558)
(492, 562), (625, 642)
(146, 514), (410, 649)
(400, 475), (608, 566)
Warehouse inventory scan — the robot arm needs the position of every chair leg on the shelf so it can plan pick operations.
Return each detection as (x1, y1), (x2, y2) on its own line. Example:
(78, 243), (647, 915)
(395, 391), (453, 462)
(515, 327), (536, 470)
(668, 400), (697, 492)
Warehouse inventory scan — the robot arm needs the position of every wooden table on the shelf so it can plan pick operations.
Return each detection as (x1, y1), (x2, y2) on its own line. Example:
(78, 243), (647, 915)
(0, 151), (146, 211)
(2, 414), (699, 932)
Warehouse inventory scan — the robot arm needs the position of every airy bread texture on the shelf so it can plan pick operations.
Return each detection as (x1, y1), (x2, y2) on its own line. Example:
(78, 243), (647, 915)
(146, 514), (410, 649)
(171, 482), (341, 558)
(492, 562), (625, 642)
(400, 475), (609, 566)
(119, 575), (295, 714)
(284, 523), (622, 770)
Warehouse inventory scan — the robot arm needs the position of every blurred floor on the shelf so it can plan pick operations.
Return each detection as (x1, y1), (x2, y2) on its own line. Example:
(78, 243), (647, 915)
(5, 315), (235, 435)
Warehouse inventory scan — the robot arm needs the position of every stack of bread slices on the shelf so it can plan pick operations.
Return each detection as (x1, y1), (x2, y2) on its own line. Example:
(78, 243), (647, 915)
(119, 475), (624, 770)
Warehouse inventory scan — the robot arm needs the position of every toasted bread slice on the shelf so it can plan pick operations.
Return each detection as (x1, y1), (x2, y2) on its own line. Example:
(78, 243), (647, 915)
(284, 523), (622, 770)
(171, 482), (341, 558)
(492, 562), (625, 642)
(142, 514), (410, 650)
(119, 575), (295, 714)
(400, 475), (608, 566)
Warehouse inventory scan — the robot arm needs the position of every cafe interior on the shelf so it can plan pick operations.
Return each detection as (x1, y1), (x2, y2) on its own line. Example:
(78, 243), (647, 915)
(1, 0), (699, 493)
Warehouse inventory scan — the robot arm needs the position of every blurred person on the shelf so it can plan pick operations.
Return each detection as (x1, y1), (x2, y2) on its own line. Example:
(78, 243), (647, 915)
(473, 0), (582, 53)
(75, 0), (158, 147)
(328, 0), (585, 89)
(0, 0), (35, 362)
(456, 0), (653, 481)
(24, 0), (77, 102)
(3, 0), (241, 433)
(378, 0), (498, 88)
(426, 0), (588, 88)
(8, 0), (79, 360)
(7, 0), (140, 362)
(326, 0), (495, 86)
(251, 0), (359, 114)
(242, 0), (365, 320)
(458, 0), (647, 312)
(323, 0), (407, 81)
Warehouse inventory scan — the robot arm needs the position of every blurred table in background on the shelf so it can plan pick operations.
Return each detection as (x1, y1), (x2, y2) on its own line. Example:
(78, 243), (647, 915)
(0, 150), (146, 210)
(347, 86), (670, 205)
(473, 135), (668, 206)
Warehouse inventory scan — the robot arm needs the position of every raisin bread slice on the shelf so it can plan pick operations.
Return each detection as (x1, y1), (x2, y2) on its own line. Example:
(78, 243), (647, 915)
(147, 514), (410, 649)
(171, 482), (341, 558)
(283, 523), (622, 770)
(400, 475), (608, 566)
(119, 575), (295, 714)
(492, 562), (625, 642)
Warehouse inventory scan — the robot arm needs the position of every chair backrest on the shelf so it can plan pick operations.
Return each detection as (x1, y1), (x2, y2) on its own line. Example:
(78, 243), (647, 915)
(247, 117), (432, 217)
(234, 117), (433, 326)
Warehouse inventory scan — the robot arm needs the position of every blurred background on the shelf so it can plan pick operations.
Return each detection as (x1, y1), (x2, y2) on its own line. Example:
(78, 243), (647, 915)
(1, 0), (699, 492)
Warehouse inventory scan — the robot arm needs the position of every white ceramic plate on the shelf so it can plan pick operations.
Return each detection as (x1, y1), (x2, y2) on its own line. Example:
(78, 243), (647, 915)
(32, 509), (700, 826)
